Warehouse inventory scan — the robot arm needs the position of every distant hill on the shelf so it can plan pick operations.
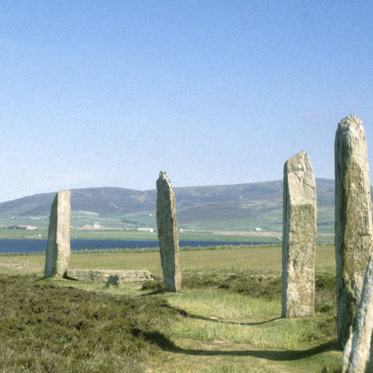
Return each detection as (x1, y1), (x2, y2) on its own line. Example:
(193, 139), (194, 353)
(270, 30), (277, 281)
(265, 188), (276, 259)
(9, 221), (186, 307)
(0, 187), (156, 217)
(0, 179), (337, 231)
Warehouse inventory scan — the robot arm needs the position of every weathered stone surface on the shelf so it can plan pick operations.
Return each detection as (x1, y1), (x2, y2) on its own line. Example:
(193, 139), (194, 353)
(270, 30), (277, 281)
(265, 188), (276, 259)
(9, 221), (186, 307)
(156, 171), (181, 292)
(342, 252), (373, 373)
(44, 190), (71, 278)
(66, 269), (153, 283)
(335, 115), (373, 346)
(282, 151), (317, 318)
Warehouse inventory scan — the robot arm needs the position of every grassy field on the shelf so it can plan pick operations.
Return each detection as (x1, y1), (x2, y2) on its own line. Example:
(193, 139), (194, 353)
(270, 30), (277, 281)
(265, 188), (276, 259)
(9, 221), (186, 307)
(0, 227), (282, 243)
(0, 245), (341, 372)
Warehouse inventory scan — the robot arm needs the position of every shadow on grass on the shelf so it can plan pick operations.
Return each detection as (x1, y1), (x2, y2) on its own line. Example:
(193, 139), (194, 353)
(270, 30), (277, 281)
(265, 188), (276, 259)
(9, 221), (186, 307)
(139, 289), (167, 296)
(139, 330), (342, 361)
(161, 304), (281, 326)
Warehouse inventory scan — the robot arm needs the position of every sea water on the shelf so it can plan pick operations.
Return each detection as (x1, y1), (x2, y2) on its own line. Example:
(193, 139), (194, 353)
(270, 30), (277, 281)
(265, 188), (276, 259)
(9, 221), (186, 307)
(0, 239), (276, 254)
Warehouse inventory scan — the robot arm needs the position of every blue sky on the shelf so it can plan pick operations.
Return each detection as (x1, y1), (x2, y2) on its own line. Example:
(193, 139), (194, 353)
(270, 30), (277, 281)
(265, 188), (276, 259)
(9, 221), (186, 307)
(0, 0), (373, 202)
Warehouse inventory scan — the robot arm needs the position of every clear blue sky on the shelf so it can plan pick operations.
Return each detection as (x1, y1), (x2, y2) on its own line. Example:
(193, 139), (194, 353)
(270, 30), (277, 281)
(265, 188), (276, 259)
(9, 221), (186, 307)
(1, 0), (373, 202)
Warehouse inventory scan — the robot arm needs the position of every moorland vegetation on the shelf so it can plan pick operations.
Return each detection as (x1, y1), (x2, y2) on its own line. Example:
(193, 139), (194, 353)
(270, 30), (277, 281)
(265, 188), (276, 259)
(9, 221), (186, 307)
(0, 245), (341, 372)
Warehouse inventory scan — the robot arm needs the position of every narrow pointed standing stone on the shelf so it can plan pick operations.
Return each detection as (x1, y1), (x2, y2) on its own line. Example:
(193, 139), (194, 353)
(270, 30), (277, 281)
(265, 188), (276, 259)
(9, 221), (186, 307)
(44, 190), (71, 278)
(282, 150), (317, 318)
(156, 171), (181, 292)
(335, 115), (373, 346)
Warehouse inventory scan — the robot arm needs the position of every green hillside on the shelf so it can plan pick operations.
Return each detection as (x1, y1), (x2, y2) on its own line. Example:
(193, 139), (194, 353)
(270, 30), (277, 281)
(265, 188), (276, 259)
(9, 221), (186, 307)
(0, 179), (337, 233)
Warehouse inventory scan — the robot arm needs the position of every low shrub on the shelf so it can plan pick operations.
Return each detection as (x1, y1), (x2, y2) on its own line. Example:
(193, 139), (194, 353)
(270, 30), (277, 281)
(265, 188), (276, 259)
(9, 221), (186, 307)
(0, 275), (180, 372)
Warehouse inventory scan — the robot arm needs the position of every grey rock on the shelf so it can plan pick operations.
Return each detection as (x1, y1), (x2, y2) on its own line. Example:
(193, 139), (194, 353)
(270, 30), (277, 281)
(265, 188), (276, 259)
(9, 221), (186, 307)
(44, 190), (71, 278)
(66, 269), (153, 283)
(342, 252), (373, 372)
(282, 151), (317, 318)
(156, 171), (181, 292)
(335, 115), (373, 346)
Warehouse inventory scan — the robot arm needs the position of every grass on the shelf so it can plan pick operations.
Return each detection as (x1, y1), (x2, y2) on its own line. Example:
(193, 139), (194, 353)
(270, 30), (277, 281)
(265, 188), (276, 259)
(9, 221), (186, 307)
(0, 227), (278, 242)
(0, 225), (334, 244)
(0, 275), (180, 372)
(0, 244), (342, 372)
(0, 207), (335, 233)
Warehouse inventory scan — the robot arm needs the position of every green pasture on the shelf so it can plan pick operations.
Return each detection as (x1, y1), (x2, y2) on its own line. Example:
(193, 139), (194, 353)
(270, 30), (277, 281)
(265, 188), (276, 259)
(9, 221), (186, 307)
(0, 244), (336, 277)
(0, 227), (279, 242)
(0, 244), (341, 372)
(70, 230), (280, 242)
(0, 204), (334, 238)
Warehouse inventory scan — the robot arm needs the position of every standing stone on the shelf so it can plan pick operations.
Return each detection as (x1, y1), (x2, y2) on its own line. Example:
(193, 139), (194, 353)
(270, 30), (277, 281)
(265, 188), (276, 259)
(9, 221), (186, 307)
(282, 150), (317, 318)
(335, 115), (373, 346)
(342, 252), (373, 373)
(156, 171), (181, 292)
(44, 190), (71, 278)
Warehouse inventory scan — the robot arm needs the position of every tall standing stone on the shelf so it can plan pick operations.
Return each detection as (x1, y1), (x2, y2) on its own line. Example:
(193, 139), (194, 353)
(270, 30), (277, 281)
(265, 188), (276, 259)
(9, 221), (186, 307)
(156, 171), (181, 292)
(342, 252), (373, 373)
(335, 115), (373, 346)
(282, 150), (317, 318)
(44, 190), (71, 278)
